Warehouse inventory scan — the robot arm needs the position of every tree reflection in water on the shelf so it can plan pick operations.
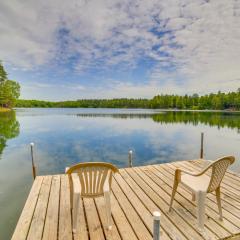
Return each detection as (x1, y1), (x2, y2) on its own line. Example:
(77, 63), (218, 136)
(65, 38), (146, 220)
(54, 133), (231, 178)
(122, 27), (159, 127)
(0, 111), (20, 155)
(152, 111), (240, 132)
(76, 111), (240, 132)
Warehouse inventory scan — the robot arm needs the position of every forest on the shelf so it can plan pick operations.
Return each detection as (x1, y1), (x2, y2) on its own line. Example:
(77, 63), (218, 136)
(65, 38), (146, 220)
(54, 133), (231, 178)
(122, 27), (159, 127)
(16, 90), (240, 110)
(1, 60), (240, 111)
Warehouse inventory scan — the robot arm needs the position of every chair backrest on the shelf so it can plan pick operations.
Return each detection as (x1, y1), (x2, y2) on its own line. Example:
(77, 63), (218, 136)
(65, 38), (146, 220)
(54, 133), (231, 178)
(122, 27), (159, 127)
(66, 162), (119, 197)
(207, 156), (235, 193)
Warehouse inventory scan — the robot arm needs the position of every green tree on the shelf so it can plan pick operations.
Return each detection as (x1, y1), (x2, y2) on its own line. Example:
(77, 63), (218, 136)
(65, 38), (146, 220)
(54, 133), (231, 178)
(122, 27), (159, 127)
(0, 61), (7, 83)
(0, 62), (20, 108)
(0, 80), (20, 108)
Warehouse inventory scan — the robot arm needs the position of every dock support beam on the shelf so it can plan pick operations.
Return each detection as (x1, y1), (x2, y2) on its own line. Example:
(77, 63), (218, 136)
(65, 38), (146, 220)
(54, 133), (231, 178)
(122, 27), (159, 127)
(200, 132), (204, 159)
(153, 211), (161, 240)
(30, 142), (36, 180)
(128, 150), (133, 167)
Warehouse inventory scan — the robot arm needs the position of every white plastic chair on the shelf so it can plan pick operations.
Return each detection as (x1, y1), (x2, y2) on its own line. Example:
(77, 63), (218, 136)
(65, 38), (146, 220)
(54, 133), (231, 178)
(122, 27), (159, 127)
(169, 156), (235, 229)
(65, 162), (119, 233)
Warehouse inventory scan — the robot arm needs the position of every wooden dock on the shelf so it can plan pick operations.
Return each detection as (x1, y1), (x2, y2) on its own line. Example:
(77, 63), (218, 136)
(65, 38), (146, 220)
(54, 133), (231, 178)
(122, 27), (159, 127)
(12, 160), (240, 240)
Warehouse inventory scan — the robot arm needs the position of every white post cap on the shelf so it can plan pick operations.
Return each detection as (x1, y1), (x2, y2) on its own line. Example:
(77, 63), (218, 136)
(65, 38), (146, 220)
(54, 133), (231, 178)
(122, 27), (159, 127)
(153, 211), (161, 220)
(129, 150), (133, 154)
(30, 142), (35, 147)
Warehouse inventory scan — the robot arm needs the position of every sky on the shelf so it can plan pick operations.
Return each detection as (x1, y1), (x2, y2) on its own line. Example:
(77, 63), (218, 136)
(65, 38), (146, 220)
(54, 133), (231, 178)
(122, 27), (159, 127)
(0, 0), (240, 101)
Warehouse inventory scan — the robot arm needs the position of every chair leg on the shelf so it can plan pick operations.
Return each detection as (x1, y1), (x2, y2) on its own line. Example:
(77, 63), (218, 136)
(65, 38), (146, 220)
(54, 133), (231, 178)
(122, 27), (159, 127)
(68, 176), (73, 210)
(196, 191), (206, 230)
(216, 187), (223, 221)
(192, 192), (196, 201)
(169, 179), (178, 212)
(72, 193), (80, 233)
(104, 191), (112, 230)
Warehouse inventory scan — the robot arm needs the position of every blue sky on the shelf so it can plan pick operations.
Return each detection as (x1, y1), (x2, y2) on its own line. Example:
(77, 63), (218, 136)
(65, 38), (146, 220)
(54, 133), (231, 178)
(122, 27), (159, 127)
(0, 0), (240, 100)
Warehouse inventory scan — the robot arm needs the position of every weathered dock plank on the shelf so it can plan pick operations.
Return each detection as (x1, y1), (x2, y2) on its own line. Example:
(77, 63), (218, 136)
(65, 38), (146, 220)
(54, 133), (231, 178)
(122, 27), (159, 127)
(11, 160), (240, 240)
(11, 176), (43, 240)
(59, 175), (73, 240)
(27, 176), (52, 240)
(42, 175), (60, 240)
(110, 192), (138, 240)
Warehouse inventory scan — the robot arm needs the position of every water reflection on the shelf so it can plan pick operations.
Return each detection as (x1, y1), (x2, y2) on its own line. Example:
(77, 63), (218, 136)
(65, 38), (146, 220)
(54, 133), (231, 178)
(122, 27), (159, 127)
(0, 111), (20, 156)
(152, 112), (240, 131)
(76, 111), (240, 132)
(0, 108), (239, 240)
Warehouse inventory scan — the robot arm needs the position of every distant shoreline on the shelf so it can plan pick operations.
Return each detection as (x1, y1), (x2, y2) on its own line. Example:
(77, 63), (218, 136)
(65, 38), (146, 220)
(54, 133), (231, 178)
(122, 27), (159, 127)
(14, 107), (240, 113)
(15, 91), (240, 111)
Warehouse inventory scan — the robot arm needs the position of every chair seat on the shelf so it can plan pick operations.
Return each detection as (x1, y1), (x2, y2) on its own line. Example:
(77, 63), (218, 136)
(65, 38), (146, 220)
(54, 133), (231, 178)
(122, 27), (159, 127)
(181, 174), (210, 192)
(169, 156), (235, 230)
(66, 162), (119, 232)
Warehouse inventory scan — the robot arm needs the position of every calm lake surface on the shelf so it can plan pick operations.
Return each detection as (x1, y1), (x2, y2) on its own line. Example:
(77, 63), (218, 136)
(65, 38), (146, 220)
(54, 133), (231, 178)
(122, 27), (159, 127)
(0, 108), (240, 239)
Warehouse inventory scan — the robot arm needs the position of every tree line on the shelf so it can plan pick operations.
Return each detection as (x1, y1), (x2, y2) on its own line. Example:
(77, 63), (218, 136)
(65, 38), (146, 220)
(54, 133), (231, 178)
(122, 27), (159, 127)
(0, 62), (20, 109)
(150, 91), (240, 110)
(16, 90), (240, 110)
(1, 60), (239, 110)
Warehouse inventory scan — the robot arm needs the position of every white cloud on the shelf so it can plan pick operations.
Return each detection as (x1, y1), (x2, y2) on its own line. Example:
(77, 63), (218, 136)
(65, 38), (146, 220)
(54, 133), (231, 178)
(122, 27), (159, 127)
(0, 0), (240, 98)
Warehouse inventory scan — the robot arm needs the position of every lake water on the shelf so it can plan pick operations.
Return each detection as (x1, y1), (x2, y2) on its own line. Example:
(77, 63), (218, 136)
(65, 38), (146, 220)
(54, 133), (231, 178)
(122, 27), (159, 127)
(0, 108), (240, 239)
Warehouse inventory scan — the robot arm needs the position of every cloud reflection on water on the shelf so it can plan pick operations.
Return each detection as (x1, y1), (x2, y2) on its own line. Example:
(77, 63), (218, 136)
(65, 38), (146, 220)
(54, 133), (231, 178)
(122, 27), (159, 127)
(0, 109), (239, 240)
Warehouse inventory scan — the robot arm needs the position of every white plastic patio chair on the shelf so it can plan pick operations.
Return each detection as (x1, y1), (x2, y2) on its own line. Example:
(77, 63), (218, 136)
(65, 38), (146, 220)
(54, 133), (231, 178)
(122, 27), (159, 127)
(169, 156), (235, 229)
(65, 162), (119, 233)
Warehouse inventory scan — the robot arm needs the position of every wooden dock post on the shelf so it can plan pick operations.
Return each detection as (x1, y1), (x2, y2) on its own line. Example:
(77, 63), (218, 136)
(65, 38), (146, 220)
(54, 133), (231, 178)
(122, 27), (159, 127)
(30, 142), (36, 179)
(200, 132), (204, 159)
(153, 211), (161, 240)
(128, 150), (133, 167)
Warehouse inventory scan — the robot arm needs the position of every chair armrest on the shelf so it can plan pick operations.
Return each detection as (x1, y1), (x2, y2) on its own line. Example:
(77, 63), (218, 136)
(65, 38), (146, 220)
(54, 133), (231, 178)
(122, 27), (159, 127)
(178, 168), (201, 176)
(176, 161), (213, 178)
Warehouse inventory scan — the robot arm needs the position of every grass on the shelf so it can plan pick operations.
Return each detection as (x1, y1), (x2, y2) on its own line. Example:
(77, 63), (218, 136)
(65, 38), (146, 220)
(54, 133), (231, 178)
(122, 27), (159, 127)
(0, 107), (11, 112)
